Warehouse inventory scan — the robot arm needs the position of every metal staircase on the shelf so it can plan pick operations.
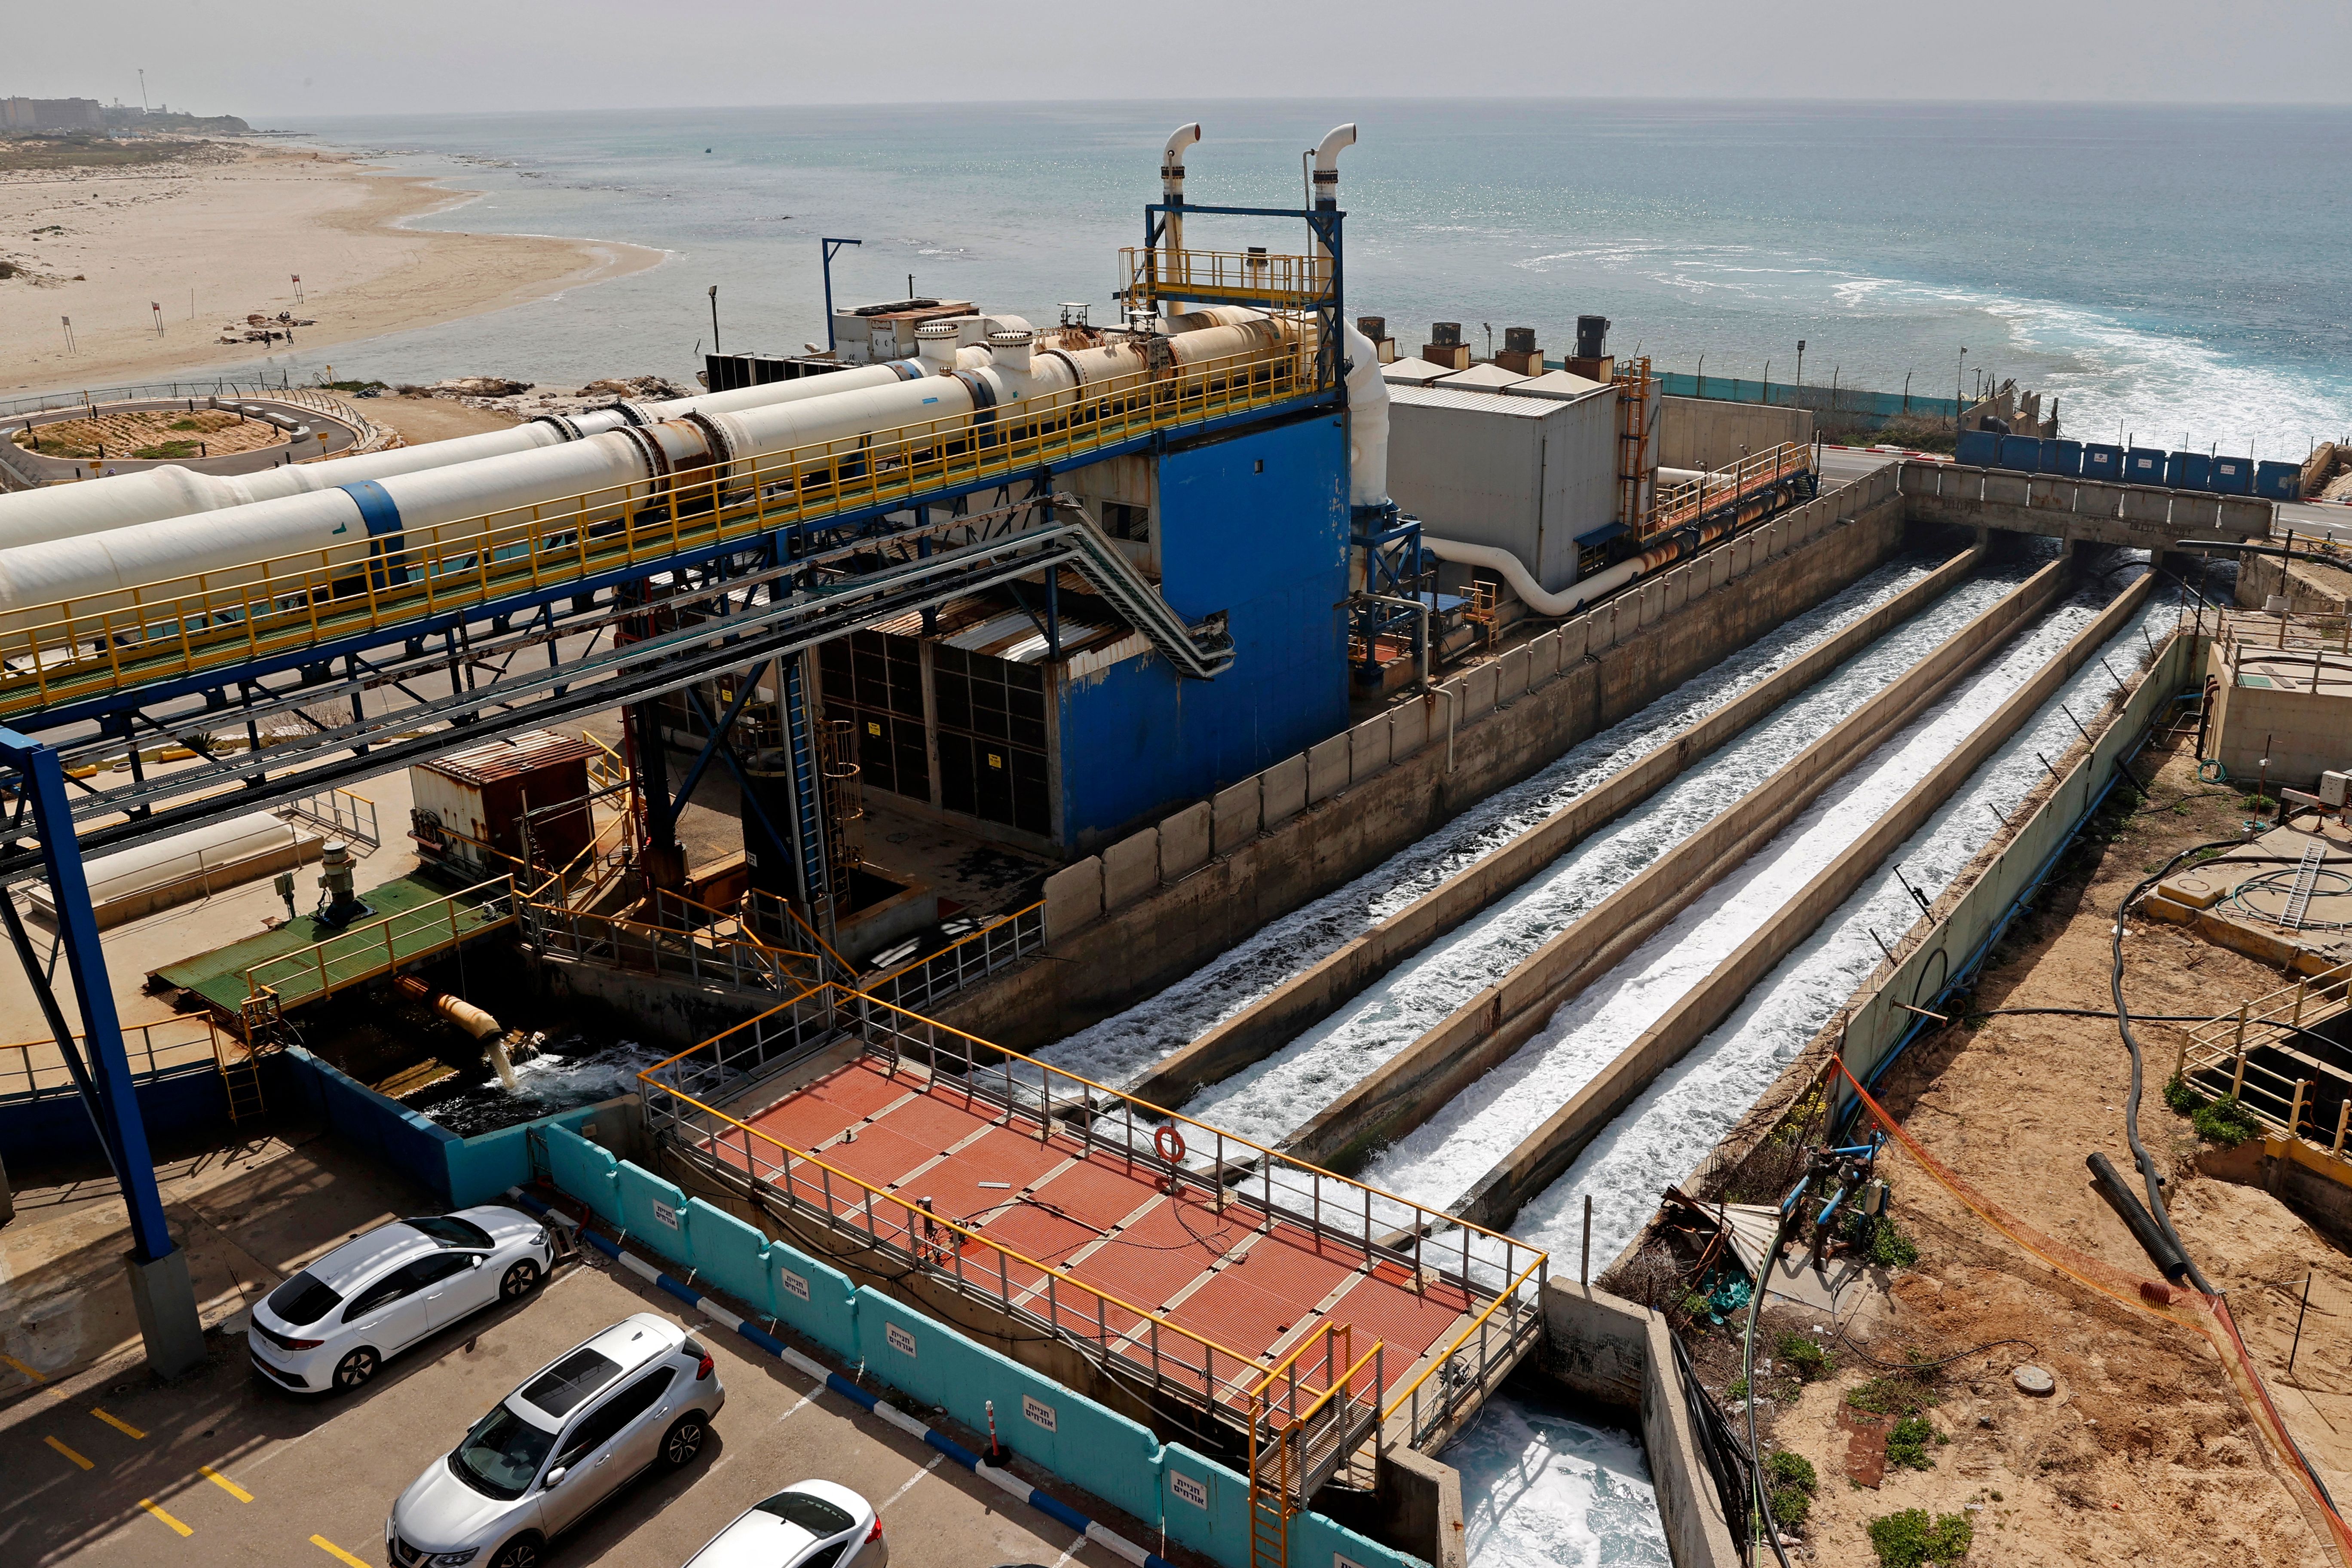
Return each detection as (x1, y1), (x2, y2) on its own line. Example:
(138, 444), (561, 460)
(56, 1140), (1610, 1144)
(1244, 1326), (1384, 1568)
(1057, 502), (1236, 678)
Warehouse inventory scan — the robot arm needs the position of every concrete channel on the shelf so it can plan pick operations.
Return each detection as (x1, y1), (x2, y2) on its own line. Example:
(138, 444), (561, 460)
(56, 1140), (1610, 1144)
(1274, 551), (2064, 1174)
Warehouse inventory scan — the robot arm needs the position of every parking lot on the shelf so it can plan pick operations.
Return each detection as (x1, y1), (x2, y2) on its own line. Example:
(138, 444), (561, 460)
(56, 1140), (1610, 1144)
(0, 1140), (1186, 1568)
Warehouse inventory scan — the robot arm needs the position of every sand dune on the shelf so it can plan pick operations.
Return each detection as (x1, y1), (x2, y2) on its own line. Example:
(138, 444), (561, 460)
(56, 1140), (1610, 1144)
(0, 143), (663, 397)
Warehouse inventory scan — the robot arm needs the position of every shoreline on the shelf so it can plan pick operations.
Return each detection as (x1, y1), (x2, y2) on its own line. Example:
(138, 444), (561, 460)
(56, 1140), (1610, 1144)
(0, 143), (665, 398)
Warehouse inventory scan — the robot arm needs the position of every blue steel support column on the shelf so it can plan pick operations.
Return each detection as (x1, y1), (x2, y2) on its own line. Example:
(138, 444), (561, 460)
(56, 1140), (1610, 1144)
(0, 729), (207, 1376)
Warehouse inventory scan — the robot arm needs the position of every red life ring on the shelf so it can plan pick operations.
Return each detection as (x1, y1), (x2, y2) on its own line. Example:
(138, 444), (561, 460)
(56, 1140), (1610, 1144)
(1154, 1123), (1187, 1165)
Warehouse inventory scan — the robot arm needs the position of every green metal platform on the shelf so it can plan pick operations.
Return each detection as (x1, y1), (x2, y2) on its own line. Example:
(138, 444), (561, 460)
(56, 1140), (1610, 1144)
(151, 873), (514, 1020)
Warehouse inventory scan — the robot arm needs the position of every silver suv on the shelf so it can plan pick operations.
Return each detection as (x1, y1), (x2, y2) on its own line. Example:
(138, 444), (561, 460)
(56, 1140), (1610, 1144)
(388, 1313), (725, 1568)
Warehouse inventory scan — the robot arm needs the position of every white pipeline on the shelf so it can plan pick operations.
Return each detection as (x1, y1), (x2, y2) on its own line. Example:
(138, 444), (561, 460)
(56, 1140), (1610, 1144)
(0, 318), (1292, 630)
(0, 358), (997, 553)
(1423, 536), (1643, 617)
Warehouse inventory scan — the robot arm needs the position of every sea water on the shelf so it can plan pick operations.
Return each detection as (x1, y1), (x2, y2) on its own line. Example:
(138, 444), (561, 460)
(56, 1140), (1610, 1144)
(216, 100), (2352, 456)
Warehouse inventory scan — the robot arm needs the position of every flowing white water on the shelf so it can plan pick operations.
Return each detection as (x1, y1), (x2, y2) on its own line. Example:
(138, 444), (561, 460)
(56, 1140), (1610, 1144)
(1182, 557), (2047, 1149)
(1507, 576), (2168, 1272)
(1351, 573), (2113, 1213)
(1033, 552), (1947, 1092)
(1446, 1392), (1668, 1568)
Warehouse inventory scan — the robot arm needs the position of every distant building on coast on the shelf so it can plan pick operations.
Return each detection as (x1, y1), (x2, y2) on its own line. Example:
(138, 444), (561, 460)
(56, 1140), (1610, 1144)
(2, 97), (105, 132)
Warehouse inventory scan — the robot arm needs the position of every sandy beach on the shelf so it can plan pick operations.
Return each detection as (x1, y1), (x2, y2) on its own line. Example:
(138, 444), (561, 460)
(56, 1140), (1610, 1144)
(0, 142), (664, 397)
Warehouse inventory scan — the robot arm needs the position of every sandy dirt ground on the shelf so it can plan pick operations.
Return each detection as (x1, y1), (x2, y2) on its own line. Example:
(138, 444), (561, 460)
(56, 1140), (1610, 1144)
(1744, 736), (2352, 1566)
(357, 393), (523, 444)
(0, 143), (662, 396)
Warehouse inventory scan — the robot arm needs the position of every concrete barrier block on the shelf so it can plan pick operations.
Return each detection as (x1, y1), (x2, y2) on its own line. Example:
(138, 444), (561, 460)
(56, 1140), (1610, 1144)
(1557, 616), (1589, 664)
(2121, 488), (2170, 524)
(1307, 733), (1351, 804)
(1211, 778), (1261, 856)
(1464, 662), (1498, 716)
(2028, 477), (2064, 510)
(1663, 566), (1689, 615)
(2173, 495), (2221, 531)
(1158, 800), (1211, 882)
(1261, 754), (1307, 828)
(1348, 712), (1393, 782)
(2217, 496), (2271, 536)
(1101, 830), (1159, 911)
(1495, 644), (1529, 704)
(1985, 472), (2031, 507)
(1390, 695), (1430, 760)
(1642, 579), (1666, 627)
(1708, 547), (1733, 593)
(1042, 857), (1103, 942)
(1527, 629), (1561, 687)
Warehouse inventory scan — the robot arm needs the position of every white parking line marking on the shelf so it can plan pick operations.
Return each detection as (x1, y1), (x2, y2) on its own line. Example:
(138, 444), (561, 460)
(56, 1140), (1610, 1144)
(774, 1389), (817, 1424)
(1051, 1532), (1090, 1568)
(879, 1453), (945, 1510)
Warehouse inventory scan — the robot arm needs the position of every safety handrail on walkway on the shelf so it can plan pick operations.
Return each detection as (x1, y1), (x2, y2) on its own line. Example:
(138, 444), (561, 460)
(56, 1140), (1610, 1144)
(241, 872), (522, 1011)
(635, 982), (1545, 1433)
(1121, 247), (1330, 311)
(0, 340), (1314, 720)
(524, 891), (830, 997)
(0, 1013), (222, 1103)
(2180, 961), (2352, 1145)
(1651, 441), (1816, 535)
(284, 785), (379, 849)
(862, 900), (1045, 1012)
(1378, 1252), (1548, 1449)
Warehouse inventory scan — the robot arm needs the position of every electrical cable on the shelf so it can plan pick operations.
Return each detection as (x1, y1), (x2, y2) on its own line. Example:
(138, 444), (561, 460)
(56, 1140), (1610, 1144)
(2113, 839), (2343, 1512)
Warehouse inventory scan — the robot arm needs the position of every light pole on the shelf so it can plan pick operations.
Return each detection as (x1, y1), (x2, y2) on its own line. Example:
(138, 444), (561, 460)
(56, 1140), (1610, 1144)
(707, 285), (720, 355)
(1696, 354), (1705, 398)
(1795, 339), (1806, 391)
(1957, 347), (1968, 428)
(821, 237), (863, 350)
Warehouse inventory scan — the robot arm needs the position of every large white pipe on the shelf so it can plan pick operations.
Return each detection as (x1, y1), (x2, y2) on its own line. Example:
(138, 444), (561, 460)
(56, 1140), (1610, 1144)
(1423, 536), (1647, 618)
(0, 322), (1295, 631)
(0, 353), (989, 552)
(1161, 122), (1201, 315)
(1344, 317), (1389, 510)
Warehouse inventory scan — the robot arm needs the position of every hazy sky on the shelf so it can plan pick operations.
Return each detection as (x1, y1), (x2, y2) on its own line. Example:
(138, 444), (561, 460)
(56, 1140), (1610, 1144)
(8, 2), (2352, 118)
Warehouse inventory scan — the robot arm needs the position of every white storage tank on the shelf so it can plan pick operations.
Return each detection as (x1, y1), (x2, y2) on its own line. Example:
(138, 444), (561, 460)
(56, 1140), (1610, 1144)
(27, 811), (322, 928)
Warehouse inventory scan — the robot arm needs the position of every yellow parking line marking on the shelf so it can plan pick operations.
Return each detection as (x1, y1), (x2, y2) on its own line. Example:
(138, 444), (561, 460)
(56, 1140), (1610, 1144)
(199, 1465), (252, 1502)
(2, 1352), (46, 1381)
(45, 1435), (94, 1470)
(90, 1407), (146, 1439)
(312, 1533), (370, 1567)
(138, 1498), (193, 1537)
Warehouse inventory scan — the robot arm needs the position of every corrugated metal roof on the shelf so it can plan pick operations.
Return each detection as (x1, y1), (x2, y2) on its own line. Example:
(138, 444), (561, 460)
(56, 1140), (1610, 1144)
(425, 729), (600, 786)
(1387, 383), (1553, 418)
(1505, 369), (1611, 401)
(1438, 362), (1531, 390)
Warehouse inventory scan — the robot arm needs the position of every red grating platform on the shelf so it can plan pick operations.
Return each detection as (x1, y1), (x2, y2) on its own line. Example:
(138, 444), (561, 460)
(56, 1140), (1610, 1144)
(697, 1051), (1485, 1412)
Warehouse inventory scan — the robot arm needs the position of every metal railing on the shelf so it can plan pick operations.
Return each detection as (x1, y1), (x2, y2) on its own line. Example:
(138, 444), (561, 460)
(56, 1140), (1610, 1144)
(1651, 441), (1816, 535)
(1247, 1324), (1385, 1568)
(284, 785), (379, 849)
(1121, 248), (1329, 310)
(0, 1013), (225, 1103)
(863, 900), (1045, 1012)
(0, 374), (302, 421)
(242, 873), (521, 1012)
(523, 888), (829, 998)
(637, 983), (1544, 1434)
(2180, 961), (2352, 1146)
(1378, 1252), (1548, 1449)
(0, 339), (1318, 721)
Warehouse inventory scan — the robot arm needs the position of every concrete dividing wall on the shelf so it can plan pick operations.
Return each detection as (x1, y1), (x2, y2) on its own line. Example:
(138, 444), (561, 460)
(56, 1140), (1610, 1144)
(1657, 397), (1814, 472)
(1455, 570), (2159, 1231)
(1283, 554), (2061, 1172)
(1832, 616), (2191, 1094)
(1900, 459), (2272, 552)
(943, 466), (1912, 1055)
(1133, 545), (1983, 1112)
(2238, 553), (2352, 616)
(1538, 1282), (1739, 1568)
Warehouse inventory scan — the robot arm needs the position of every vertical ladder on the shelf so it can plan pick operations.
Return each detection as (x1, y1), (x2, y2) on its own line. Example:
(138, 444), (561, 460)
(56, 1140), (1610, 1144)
(779, 656), (834, 937)
(1247, 1437), (1292, 1568)
(219, 1000), (280, 1124)
(2280, 842), (2326, 931)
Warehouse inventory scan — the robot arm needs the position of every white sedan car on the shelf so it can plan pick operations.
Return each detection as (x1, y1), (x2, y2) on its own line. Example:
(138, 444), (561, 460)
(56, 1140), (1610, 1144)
(686, 1479), (885, 1568)
(389, 1313), (725, 1568)
(249, 1205), (555, 1393)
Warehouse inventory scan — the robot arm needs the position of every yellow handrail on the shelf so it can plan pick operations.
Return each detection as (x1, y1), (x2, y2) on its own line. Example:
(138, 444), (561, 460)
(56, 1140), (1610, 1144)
(0, 340), (1318, 719)
(640, 1071), (1270, 1385)
(867, 899), (1044, 988)
(1377, 1252), (1546, 1424)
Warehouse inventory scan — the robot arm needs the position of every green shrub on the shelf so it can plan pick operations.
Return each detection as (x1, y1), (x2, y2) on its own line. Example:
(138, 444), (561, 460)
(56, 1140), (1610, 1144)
(2191, 1096), (2262, 1148)
(1847, 1377), (1933, 1417)
(1679, 1290), (1712, 1321)
(1767, 1449), (1819, 1494)
(2163, 1072), (2210, 1115)
(1867, 1509), (1973, 1568)
(1859, 1215), (1920, 1268)
(1885, 1415), (1937, 1470)
(1769, 1485), (1812, 1528)
(1775, 1331), (1831, 1380)
(1727, 1375), (1750, 1402)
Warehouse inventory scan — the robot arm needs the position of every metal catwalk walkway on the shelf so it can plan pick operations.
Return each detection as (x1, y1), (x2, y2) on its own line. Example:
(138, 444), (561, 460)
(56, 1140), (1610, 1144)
(639, 985), (1545, 1452)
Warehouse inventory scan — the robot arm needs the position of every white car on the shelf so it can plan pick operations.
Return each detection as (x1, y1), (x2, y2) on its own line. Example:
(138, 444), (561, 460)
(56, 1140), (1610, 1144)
(249, 1205), (555, 1393)
(685, 1479), (885, 1568)
(389, 1313), (725, 1568)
